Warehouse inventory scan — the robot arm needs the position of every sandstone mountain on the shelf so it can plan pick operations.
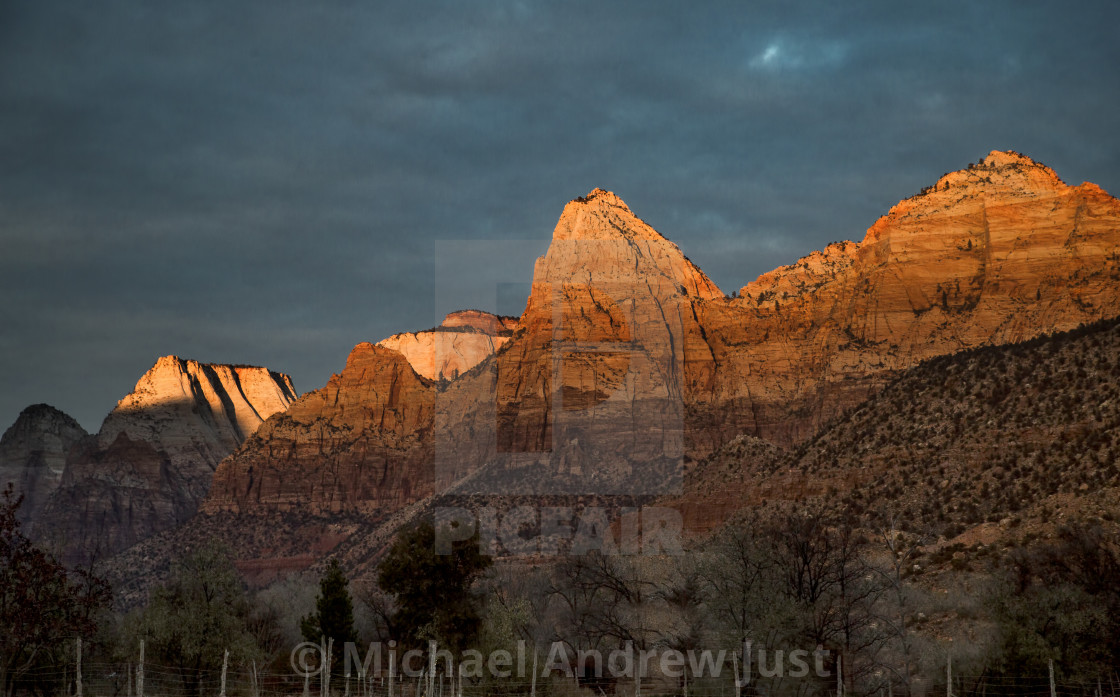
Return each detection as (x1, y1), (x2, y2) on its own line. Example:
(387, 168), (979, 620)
(204, 343), (434, 515)
(434, 188), (725, 495)
(204, 152), (1120, 531)
(0, 404), (88, 523)
(377, 310), (516, 381)
(15, 356), (297, 562)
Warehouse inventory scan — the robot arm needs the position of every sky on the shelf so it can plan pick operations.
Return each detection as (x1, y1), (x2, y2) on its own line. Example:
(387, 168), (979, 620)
(1, 0), (1118, 431)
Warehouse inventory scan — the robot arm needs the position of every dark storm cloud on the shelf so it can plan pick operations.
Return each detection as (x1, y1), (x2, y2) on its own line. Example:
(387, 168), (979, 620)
(2, 0), (1118, 429)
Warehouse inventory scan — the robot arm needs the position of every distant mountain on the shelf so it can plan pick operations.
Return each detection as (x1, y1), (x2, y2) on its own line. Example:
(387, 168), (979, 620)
(0, 404), (88, 523)
(1, 356), (296, 563)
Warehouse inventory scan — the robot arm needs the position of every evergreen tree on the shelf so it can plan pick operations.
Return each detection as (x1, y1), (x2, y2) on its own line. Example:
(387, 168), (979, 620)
(377, 518), (491, 652)
(301, 559), (359, 652)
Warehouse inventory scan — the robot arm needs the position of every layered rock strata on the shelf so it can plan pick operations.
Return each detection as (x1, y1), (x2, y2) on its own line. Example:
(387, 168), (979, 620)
(207, 152), (1120, 523)
(205, 344), (434, 514)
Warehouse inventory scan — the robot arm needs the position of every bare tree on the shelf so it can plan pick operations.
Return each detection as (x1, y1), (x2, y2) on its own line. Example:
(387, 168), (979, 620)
(697, 516), (785, 647)
(868, 511), (929, 694)
(762, 508), (889, 694)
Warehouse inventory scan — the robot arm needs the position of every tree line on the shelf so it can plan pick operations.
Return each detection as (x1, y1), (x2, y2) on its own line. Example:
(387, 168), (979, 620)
(5, 485), (1120, 697)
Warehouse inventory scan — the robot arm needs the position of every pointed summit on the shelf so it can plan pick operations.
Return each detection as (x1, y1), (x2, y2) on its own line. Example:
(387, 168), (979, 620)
(534, 188), (723, 300)
(575, 187), (630, 208)
(439, 189), (729, 495)
(551, 188), (669, 244)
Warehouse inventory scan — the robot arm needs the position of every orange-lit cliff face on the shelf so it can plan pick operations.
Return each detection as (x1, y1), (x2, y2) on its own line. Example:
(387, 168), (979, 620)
(204, 343), (435, 515)
(100, 356), (297, 475)
(205, 153), (1120, 525)
(695, 150), (1120, 443)
(433, 188), (726, 495)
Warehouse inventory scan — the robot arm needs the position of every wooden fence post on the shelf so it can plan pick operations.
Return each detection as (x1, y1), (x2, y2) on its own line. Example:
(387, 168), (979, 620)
(220, 649), (229, 697)
(137, 640), (145, 697)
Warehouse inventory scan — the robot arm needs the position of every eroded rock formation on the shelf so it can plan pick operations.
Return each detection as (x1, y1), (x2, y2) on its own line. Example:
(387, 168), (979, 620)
(204, 152), (1120, 527)
(698, 150), (1120, 443)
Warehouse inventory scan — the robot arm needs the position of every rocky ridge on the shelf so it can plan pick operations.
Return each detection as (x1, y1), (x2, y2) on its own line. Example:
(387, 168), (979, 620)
(204, 343), (434, 515)
(673, 314), (1120, 549)
(205, 154), (1120, 528)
